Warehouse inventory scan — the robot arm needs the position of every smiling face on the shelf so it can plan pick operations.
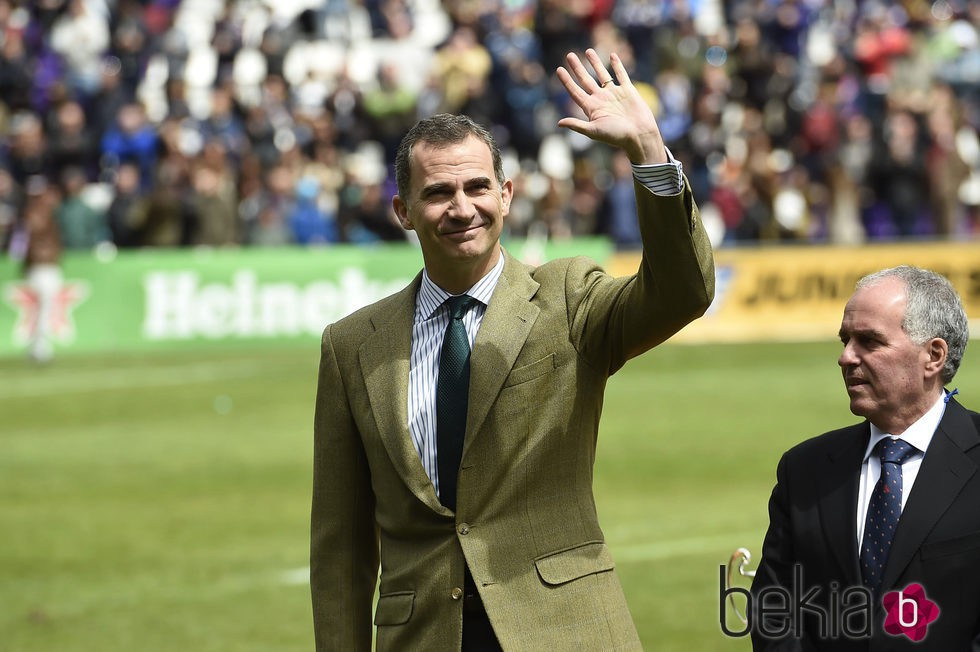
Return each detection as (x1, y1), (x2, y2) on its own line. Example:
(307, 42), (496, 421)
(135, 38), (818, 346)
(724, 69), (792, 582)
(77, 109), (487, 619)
(393, 135), (512, 294)
(837, 276), (946, 434)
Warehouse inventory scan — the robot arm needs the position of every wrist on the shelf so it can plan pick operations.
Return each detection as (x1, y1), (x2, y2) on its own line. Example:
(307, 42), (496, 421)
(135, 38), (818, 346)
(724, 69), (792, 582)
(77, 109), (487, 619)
(626, 135), (668, 165)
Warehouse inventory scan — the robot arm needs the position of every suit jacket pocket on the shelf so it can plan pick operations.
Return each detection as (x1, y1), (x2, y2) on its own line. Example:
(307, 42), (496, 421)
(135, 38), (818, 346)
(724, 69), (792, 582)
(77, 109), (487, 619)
(534, 540), (615, 586)
(920, 530), (980, 560)
(374, 590), (415, 626)
(503, 353), (556, 388)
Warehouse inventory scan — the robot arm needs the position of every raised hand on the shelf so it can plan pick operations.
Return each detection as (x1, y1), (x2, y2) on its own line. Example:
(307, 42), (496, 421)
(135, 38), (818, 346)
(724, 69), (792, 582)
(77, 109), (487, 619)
(556, 49), (667, 166)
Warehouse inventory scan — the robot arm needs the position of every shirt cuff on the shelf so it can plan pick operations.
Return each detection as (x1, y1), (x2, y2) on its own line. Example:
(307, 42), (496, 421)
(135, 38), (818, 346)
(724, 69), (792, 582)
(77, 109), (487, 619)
(631, 147), (684, 197)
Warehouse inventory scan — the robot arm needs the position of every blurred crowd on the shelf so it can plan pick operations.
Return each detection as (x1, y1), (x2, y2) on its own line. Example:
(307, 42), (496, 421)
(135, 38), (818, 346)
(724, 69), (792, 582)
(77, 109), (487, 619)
(1, 0), (979, 259)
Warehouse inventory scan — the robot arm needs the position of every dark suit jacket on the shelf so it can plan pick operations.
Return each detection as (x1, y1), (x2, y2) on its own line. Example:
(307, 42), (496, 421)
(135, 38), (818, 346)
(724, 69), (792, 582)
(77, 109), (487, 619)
(751, 398), (980, 651)
(311, 181), (714, 651)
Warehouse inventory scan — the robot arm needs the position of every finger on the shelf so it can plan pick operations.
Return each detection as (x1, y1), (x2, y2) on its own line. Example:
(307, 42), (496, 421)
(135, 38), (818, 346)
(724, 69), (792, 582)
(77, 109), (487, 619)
(585, 48), (614, 87)
(556, 116), (591, 137)
(556, 65), (591, 106)
(608, 52), (632, 89)
(564, 51), (602, 91)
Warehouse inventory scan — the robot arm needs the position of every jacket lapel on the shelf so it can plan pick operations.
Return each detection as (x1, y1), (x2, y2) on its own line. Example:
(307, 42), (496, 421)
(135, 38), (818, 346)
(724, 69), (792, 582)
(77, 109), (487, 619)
(882, 399), (979, 591)
(463, 252), (540, 459)
(359, 275), (447, 512)
(357, 253), (542, 512)
(818, 425), (868, 585)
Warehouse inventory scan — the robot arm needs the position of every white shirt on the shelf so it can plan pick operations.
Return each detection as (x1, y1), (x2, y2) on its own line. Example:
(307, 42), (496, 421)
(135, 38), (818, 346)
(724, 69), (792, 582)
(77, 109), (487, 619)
(408, 255), (501, 497)
(407, 160), (685, 497)
(855, 391), (948, 549)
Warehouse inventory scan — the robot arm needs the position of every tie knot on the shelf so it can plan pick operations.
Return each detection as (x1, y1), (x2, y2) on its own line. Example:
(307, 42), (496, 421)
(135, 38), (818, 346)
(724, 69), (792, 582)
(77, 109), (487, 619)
(445, 295), (479, 320)
(875, 437), (917, 465)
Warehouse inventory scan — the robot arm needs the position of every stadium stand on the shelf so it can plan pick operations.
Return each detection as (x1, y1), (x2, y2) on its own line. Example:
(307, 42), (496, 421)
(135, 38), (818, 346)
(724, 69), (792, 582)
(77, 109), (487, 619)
(0, 0), (978, 255)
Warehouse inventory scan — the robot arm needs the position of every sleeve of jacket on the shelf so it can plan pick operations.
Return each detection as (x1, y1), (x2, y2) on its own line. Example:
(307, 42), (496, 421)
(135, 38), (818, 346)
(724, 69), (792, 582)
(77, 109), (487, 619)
(311, 323), (379, 651)
(571, 177), (715, 374)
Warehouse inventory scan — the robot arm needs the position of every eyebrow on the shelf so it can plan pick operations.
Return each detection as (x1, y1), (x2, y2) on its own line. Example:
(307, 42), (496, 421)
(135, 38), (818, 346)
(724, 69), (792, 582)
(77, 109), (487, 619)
(419, 177), (493, 199)
(839, 327), (886, 341)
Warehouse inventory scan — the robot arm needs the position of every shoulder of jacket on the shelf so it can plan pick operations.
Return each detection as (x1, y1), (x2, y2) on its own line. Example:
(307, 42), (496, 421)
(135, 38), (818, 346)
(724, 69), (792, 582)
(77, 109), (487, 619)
(526, 255), (604, 284)
(951, 400), (980, 427)
(326, 291), (405, 339)
(783, 422), (865, 459)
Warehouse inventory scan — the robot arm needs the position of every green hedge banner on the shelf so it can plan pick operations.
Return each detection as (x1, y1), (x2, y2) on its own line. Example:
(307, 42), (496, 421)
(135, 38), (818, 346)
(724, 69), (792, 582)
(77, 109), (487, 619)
(1, 239), (613, 358)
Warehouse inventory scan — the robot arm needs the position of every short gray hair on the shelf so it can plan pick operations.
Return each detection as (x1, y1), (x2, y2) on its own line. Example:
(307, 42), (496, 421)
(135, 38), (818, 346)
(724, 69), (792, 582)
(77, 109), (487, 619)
(857, 265), (969, 383)
(394, 113), (504, 201)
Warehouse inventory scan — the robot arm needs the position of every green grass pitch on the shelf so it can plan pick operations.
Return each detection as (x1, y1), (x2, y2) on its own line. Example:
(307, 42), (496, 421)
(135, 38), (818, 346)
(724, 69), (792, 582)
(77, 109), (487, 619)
(2, 340), (976, 650)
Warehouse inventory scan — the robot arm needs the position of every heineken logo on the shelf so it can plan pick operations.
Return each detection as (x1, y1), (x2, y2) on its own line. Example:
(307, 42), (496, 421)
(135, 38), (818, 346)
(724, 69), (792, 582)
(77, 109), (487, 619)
(143, 269), (408, 340)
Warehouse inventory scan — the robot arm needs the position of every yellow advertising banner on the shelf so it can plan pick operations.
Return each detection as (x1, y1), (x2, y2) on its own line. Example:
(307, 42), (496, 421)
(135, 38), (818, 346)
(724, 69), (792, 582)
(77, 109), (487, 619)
(608, 241), (980, 343)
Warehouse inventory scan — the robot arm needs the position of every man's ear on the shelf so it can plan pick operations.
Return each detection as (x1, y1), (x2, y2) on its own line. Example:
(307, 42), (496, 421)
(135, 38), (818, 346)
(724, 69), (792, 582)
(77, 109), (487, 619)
(500, 178), (514, 217)
(923, 337), (948, 380)
(392, 196), (413, 230)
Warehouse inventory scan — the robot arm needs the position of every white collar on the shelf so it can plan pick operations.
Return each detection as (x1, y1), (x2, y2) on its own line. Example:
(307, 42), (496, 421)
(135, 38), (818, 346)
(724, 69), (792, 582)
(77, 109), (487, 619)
(415, 252), (504, 321)
(863, 391), (948, 462)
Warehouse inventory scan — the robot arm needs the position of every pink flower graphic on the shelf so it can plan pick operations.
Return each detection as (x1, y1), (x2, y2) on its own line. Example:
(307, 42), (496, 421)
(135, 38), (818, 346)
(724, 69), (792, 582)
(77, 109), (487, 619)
(882, 583), (940, 642)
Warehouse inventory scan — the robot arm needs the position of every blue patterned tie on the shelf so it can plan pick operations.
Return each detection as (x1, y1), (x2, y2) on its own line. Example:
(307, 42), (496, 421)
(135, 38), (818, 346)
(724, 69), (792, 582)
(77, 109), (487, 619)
(436, 295), (479, 511)
(860, 438), (917, 595)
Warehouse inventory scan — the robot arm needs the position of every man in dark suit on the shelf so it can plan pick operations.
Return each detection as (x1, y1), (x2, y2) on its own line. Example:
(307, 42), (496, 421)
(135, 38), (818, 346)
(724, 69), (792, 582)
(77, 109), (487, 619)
(310, 49), (715, 650)
(751, 265), (978, 650)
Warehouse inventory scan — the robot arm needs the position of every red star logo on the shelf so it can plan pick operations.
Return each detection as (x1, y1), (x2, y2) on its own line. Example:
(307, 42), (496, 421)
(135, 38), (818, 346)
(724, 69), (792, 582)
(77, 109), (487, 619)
(882, 583), (940, 642)
(3, 280), (89, 345)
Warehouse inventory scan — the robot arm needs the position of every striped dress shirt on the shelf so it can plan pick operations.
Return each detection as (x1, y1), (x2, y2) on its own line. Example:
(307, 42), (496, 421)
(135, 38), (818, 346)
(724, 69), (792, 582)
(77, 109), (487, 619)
(407, 157), (684, 495)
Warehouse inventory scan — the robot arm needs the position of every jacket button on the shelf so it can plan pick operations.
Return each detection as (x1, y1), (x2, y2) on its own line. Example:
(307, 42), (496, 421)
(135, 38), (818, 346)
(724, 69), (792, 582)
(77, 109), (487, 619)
(451, 587), (463, 600)
(458, 523), (470, 535)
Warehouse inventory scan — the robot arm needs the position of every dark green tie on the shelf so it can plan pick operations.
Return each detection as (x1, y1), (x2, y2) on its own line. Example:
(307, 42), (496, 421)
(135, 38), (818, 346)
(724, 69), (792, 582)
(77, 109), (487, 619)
(437, 295), (479, 511)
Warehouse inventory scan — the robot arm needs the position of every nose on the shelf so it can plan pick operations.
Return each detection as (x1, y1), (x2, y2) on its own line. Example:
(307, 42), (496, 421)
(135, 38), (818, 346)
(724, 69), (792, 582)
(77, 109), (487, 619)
(447, 190), (474, 218)
(838, 341), (857, 368)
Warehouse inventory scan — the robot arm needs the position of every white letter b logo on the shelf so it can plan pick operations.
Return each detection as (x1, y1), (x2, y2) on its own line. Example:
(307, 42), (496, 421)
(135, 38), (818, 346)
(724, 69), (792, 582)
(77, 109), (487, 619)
(898, 591), (918, 628)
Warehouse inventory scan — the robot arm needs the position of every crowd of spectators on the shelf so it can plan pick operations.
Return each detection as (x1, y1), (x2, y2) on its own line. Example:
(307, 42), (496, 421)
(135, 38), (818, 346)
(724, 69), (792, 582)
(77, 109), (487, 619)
(1, 0), (979, 258)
